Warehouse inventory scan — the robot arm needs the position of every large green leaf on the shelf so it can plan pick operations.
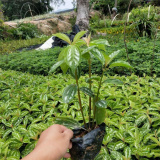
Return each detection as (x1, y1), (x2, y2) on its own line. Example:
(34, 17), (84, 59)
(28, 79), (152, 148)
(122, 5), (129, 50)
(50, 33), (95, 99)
(65, 45), (81, 72)
(53, 33), (71, 44)
(90, 39), (110, 46)
(80, 87), (95, 97)
(62, 84), (78, 103)
(103, 78), (123, 85)
(104, 50), (120, 66)
(95, 100), (107, 108)
(72, 31), (87, 44)
(91, 48), (105, 65)
(58, 48), (69, 74)
(54, 117), (80, 129)
(109, 61), (133, 69)
(95, 108), (106, 125)
(49, 60), (64, 73)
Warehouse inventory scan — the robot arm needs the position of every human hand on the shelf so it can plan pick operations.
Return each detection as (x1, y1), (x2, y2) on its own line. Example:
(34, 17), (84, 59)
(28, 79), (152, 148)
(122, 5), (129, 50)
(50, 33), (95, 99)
(22, 124), (73, 160)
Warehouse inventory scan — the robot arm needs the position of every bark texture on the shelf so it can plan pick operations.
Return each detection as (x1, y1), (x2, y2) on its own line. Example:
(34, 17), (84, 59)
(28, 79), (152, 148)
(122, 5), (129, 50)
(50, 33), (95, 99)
(76, 0), (90, 31)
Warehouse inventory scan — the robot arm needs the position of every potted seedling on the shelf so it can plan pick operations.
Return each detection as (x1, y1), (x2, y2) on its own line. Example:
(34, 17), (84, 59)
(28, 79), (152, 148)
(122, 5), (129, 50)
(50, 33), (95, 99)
(49, 31), (133, 160)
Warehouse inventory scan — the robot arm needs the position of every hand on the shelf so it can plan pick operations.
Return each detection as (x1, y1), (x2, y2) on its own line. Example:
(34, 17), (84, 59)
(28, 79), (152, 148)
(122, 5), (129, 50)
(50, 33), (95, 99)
(22, 124), (73, 160)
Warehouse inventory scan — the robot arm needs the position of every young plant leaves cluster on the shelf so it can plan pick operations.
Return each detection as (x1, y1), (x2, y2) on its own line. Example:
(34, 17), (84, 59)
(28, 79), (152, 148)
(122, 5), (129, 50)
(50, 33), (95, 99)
(50, 31), (133, 128)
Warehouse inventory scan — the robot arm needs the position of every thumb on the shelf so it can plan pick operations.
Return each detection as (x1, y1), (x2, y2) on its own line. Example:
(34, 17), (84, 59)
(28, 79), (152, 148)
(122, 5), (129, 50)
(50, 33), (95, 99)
(64, 129), (73, 140)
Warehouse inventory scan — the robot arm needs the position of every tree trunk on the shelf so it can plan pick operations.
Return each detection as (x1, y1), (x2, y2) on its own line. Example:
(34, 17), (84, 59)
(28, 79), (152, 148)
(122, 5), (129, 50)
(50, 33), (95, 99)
(76, 0), (90, 31)
(115, 0), (117, 8)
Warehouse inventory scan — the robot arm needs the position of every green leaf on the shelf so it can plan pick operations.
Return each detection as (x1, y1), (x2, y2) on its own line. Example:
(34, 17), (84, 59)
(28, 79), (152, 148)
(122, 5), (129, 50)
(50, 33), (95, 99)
(149, 137), (160, 145)
(21, 142), (36, 157)
(110, 151), (123, 160)
(95, 153), (111, 160)
(75, 39), (86, 46)
(91, 48), (105, 65)
(135, 114), (147, 126)
(108, 141), (125, 151)
(62, 84), (78, 103)
(6, 157), (19, 160)
(49, 60), (64, 73)
(114, 141), (125, 150)
(103, 128), (116, 145)
(95, 100), (107, 108)
(82, 46), (95, 55)
(14, 117), (23, 127)
(28, 129), (38, 139)
(65, 45), (81, 72)
(109, 61), (133, 69)
(103, 78), (123, 85)
(116, 132), (124, 140)
(90, 39), (109, 51)
(70, 66), (81, 80)
(73, 31), (87, 44)
(58, 48), (69, 74)
(12, 131), (23, 142)
(124, 147), (131, 159)
(104, 50), (120, 66)
(95, 108), (106, 125)
(80, 87), (95, 97)
(3, 129), (12, 139)
(23, 135), (30, 143)
(8, 149), (20, 158)
(54, 117), (80, 129)
(90, 39), (110, 46)
(53, 33), (71, 44)
(82, 52), (91, 60)
(86, 76), (100, 84)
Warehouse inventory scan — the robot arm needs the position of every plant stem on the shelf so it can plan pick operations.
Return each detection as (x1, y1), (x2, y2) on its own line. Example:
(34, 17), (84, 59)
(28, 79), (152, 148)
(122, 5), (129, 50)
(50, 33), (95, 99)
(151, 28), (157, 76)
(123, 0), (132, 74)
(88, 59), (92, 128)
(93, 68), (104, 125)
(75, 70), (87, 128)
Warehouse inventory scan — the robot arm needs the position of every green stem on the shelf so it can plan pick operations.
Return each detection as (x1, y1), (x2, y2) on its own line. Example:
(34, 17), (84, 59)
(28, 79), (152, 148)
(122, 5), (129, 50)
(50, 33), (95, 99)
(75, 70), (87, 129)
(93, 68), (104, 126)
(88, 59), (92, 128)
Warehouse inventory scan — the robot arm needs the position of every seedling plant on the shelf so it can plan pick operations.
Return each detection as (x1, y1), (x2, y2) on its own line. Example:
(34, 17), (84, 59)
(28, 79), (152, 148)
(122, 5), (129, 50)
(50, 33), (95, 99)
(50, 31), (133, 130)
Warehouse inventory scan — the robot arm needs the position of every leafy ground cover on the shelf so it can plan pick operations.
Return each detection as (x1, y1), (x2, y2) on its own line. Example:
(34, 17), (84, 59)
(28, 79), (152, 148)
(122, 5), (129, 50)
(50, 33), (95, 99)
(0, 70), (160, 159)
(0, 47), (62, 76)
(0, 35), (49, 55)
(0, 36), (160, 77)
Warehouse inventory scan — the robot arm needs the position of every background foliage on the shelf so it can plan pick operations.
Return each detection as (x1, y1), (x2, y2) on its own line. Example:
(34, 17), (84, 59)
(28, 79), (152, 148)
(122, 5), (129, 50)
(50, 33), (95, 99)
(0, 36), (159, 77)
(1, 0), (53, 20)
(0, 35), (49, 55)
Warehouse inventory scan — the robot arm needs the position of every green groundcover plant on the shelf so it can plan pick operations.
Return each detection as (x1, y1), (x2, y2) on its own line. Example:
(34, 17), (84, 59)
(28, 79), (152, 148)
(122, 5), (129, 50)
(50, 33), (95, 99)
(49, 31), (133, 131)
(0, 70), (160, 159)
(1, 35), (159, 77)
(0, 35), (49, 55)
